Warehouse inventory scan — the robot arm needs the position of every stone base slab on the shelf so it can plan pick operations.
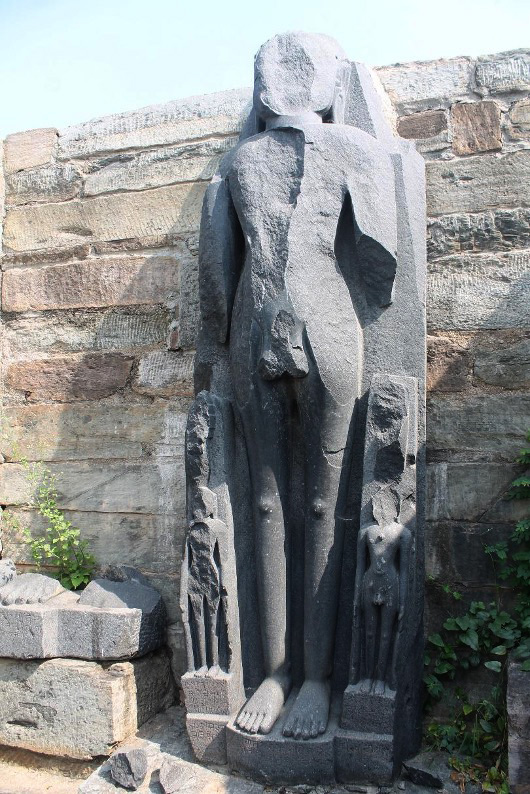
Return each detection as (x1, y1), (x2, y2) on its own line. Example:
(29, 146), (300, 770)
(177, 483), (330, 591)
(0, 650), (174, 759)
(335, 729), (395, 784)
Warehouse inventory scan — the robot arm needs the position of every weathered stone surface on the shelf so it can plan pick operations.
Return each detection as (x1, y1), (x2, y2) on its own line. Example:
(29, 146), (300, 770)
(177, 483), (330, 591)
(3, 182), (206, 252)
(0, 401), (187, 462)
(3, 128), (57, 174)
(427, 151), (530, 216)
(451, 101), (501, 155)
(0, 652), (174, 758)
(427, 250), (530, 330)
(0, 559), (16, 587)
(377, 57), (473, 112)
(428, 393), (530, 461)
(109, 748), (148, 790)
(508, 660), (530, 794)
(184, 713), (228, 764)
(6, 353), (134, 401)
(474, 338), (530, 388)
(397, 110), (447, 139)
(475, 51), (530, 95)
(0, 460), (185, 515)
(425, 521), (510, 584)
(3, 307), (171, 357)
(426, 462), (525, 521)
(159, 756), (263, 794)
(511, 99), (530, 130)
(166, 622), (186, 684)
(427, 336), (471, 392)
(2, 253), (179, 312)
(427, 208), (530, 259)
(135, 351), (194, 396)
(7, 510), (184, 575)
(84, 138), (237, 196)
(5, 164), (82, 205)
(57, 88), (252, 159)
(0, 572), (65, 605)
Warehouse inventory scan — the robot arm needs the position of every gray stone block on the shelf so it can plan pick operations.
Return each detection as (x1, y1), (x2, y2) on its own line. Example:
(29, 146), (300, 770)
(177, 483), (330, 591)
(341, 685), (395, 734)
(181, 670), (243, 715)
(185, 712), (228, 764)
(0, 572), (65, 605)
(158, 756), (263, 794)
(475, 51), (530, 95)
(474, 339), (530, 388)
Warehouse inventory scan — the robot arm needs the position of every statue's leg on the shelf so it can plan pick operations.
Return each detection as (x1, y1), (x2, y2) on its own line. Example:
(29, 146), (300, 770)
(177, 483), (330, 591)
(373, 605), (397, 695)
(236, 380), (292, 735)
(362, 599), (378, 691)
(283, 381), (353, 739)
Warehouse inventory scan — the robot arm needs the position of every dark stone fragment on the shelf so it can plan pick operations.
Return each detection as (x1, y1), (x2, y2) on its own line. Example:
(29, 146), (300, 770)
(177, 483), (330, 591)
(403, 751), (446, 788)
(109, 748), (148, 790)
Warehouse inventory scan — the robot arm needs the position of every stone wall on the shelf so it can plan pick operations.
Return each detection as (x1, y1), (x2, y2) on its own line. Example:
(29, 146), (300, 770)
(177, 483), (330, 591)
(1, 50), (529, 679)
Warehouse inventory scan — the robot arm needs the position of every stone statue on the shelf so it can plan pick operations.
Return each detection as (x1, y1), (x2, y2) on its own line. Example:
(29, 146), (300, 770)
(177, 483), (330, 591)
(180, 31), (426, 785)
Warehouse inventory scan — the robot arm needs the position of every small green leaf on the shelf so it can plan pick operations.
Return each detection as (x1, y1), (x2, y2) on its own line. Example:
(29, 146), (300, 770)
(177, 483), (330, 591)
(491, 645), (507, 655)
(429, 633), (444, 647)
(484, 660), (502, 672)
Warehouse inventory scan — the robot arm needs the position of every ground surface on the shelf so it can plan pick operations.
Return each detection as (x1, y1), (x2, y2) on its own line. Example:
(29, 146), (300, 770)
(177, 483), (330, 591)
(0, 745), (99, 793)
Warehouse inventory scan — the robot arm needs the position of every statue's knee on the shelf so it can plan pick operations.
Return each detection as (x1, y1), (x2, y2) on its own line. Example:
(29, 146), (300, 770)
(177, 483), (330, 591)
(309, 498), (329, 521)
(257, 494), (278, 516)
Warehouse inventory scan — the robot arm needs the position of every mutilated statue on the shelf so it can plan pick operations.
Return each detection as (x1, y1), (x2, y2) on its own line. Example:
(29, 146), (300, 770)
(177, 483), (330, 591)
(180, 31), (426, 785)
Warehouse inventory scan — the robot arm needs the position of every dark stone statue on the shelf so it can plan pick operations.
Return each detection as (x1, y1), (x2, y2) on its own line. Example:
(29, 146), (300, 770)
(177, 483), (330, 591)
(180, 31), (426, 785)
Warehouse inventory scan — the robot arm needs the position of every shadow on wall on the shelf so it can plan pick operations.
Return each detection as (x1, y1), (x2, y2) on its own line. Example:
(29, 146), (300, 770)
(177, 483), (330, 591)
(0, 133), (243, 680)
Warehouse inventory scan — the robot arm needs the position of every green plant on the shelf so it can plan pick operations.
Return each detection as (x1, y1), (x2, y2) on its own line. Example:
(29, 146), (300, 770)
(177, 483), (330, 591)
(22, 462), (96, 590)
(423, 431), (530, 790)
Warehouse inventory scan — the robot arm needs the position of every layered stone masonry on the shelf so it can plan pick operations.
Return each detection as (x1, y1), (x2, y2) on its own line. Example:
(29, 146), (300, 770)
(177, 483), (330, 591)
(1, 50), (529, 680)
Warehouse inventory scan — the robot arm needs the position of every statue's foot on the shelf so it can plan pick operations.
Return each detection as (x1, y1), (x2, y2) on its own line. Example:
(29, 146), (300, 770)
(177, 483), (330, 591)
(236, 674), (290, 735)
(282, 679), (330, 740)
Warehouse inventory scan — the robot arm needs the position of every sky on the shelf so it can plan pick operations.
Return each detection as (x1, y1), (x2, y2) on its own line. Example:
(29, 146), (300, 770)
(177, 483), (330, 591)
(1, 0), (528, 138)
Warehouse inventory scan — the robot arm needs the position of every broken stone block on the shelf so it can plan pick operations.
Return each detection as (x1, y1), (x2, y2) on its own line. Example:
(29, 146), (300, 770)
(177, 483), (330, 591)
(0, 578), (166, 660)
(109, 748), (148, 790)
(0, 652), (174, 759)
(3, 128), (57, 174)
(475, 52), (530, 95)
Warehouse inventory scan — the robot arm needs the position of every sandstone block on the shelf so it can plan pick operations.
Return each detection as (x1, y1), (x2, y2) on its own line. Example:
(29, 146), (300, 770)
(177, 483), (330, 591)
(427, 392), (530, 461)
(426, 462), (526, 522)
(84, 138), (236, 196)
(0, 652), (174, 759)
(4, 510), (185, 577)
(474, 338), (530, 388)
(427, 151), (530, 216)
(1, 401), (187, 463)
(135, 351), (194, 396)
(425, 521), (511, 584)
(475, 51), (530, 95)
(427, 250), (530, 330)
(427, 208), (530, 259)
(2, 253), (179, 312)
(6, 353), (134, 401)
(0, 460), (185, 515)
(511, 99), (530, 130)
(427, 335), (471, 392)
(451, 101), (501, 155)
(4, 307), (170, 358)
(5, 164), (81, 205)
(57, 88), (251, 159)
(397, 110), (447, 139)
(377, 57), (473, 113)
(3, 128), (57, 174)
(3, 182), (206, 252)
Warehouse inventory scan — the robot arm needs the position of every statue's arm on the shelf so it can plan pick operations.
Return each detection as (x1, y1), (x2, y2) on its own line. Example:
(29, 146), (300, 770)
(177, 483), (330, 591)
(398, 527), (412, 623)
(199, 174), (244, 344)
(353, 527), (368, 617)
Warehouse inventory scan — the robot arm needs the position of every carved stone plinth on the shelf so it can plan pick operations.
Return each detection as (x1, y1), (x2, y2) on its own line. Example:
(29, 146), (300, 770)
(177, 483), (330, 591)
(341, 684), (396, 733)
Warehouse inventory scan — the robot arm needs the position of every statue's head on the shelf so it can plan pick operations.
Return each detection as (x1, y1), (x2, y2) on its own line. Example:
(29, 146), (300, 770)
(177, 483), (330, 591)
(253, 32), (349, 125)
